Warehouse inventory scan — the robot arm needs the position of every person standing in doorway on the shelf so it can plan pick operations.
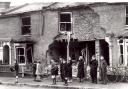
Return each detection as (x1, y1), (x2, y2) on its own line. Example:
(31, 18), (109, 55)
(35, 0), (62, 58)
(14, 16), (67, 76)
(14, 60), (19, 83)
(100, 56), (107, 84)
(77, 56), (85, 82)
(90, 55), (98, 84)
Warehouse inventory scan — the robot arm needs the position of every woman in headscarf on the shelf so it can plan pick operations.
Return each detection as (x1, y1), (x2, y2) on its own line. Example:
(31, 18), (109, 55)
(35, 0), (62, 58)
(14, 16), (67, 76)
(100, 56), (107, 84)
(77, 56), (85, 82)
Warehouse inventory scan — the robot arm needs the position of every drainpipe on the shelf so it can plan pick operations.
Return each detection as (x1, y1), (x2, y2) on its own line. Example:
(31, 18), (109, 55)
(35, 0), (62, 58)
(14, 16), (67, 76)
(67, 32), (71, 61)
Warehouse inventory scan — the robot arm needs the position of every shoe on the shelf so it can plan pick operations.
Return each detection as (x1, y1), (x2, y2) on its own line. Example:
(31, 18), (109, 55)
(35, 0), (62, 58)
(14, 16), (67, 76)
(15, 81), (18, 83)
(64, 83), (68, 86)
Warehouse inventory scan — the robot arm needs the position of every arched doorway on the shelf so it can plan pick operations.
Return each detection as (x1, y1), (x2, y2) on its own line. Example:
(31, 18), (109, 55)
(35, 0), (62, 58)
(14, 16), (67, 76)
(3, 45), (9, 65)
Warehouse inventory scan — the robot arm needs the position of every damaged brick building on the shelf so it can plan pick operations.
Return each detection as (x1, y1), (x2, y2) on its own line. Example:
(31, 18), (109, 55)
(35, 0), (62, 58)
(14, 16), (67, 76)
(0, 2), (127, 76)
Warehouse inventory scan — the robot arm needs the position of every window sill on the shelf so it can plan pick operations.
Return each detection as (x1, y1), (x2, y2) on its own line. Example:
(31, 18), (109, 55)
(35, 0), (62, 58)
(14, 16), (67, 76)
(59, 31), (72, 34)
(125, 25), (128, 28)
(21, 34), (31, 37)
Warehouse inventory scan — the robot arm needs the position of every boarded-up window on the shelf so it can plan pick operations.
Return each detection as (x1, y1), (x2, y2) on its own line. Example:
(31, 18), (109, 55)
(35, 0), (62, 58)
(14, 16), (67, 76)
(21, 16), (31, 35)
(59, 12), (71, 31)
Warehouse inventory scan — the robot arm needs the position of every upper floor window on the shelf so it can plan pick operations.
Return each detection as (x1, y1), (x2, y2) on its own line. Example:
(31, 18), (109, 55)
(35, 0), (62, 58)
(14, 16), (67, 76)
(126, 6), (128, 25)
(59, 12), (72, 32)
(21, 16), (31, 35)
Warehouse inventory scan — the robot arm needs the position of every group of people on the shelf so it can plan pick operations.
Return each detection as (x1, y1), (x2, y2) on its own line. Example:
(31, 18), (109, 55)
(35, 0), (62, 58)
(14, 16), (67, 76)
(50, 54), (108, 86)
(11, 54), (108, 85)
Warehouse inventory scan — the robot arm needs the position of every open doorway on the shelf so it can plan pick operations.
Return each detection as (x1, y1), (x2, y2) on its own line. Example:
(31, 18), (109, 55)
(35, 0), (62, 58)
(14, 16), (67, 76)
(100, 40), (109, 65)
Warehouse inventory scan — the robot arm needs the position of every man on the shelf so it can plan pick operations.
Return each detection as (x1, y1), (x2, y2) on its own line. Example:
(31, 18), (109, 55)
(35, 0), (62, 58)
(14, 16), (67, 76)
(33, 61), (37, 81)
(100, 56), (107, 84)
(90, 55), (98, 84)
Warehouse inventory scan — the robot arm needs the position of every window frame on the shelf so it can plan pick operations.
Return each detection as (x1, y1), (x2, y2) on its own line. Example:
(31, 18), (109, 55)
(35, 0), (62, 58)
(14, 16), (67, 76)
(21, 15), (31, 36)
(16, 47), (26, 65)
(59, 12), (72, 33)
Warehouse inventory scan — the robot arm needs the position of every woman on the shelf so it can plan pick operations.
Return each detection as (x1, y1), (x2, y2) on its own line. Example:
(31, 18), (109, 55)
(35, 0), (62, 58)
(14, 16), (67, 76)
(100, 56), (107, 84)
(59, 57), (64, 82)
(77, 56), (85, 82)
(67, 57), (72, 82)
(63, 59), (68, 86)
(90, 55), (98, 84)
(35, 61), (42, 82)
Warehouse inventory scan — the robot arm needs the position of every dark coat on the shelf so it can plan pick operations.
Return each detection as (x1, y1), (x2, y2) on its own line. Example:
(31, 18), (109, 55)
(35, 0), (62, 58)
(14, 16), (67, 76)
(33, 63), (37, 77)
(14, 62), (19, 76)
(67, 60), (72, 78)
(51, 62), (58, 75)
(90, 59), (98, 82)
(77, 59), (85, 79)
(60, 61), (65, 80)
(100, 59), (107, 84)
(63, 62), (68, 78)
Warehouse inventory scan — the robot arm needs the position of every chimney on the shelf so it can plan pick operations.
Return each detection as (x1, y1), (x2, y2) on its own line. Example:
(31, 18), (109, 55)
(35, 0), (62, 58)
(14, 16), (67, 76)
(0, 2), (10, 9)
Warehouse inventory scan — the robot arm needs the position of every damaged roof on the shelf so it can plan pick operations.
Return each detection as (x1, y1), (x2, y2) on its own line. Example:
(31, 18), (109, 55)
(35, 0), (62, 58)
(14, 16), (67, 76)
(2, 2), (53, 15)
(1, 2), (128, 15)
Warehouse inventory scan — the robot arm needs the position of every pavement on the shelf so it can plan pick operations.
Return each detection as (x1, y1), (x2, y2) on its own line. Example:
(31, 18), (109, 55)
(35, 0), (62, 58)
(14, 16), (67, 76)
(0, 76), (128, 89)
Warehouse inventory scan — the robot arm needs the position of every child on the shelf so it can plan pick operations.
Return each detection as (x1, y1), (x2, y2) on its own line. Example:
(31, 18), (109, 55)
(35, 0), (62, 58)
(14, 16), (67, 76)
(14, 60), (19, 83)
(51, 60), (58, 85)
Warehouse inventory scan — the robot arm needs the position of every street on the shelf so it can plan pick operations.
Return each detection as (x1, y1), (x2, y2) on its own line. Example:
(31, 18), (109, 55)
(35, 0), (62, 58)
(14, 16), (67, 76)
(1, 76), (128, 89)
(0, 85), (53, 89)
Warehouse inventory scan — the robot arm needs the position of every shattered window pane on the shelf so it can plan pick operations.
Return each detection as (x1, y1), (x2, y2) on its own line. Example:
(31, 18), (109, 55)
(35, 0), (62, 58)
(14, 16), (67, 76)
(21, 16), (31, 35)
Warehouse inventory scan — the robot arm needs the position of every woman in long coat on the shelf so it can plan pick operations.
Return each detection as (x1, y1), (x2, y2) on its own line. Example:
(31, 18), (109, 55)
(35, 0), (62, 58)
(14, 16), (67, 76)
(59, 57), (65, 82)
(100, 56), (107, 84)
(77, 56), (85, 82)
(36, 61), (42, 82)
(67, 57), (72, 82)
(62, 59), (68, 86)
(90, 55), (98, 84)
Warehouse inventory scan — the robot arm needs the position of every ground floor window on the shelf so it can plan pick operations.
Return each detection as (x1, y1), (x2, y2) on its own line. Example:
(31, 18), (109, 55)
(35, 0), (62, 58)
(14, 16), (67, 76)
(118, 39), (128, 66)
(16, 47), (26, 64)
(15, 43), (33, 65)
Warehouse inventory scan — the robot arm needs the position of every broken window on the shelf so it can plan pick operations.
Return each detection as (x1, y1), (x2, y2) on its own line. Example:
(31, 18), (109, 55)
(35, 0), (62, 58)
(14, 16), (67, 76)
(16, 47), (26, 64)
(21, 16), (31, 35)
(59, 12), (71, 32)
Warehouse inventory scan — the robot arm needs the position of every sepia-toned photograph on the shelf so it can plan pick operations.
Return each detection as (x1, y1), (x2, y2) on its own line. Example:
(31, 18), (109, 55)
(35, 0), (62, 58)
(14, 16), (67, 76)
(0, 0), (128, 89)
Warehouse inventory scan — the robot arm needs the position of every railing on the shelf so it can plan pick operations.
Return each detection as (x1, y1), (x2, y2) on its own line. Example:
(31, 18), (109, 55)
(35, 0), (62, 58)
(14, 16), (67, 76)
(0, 65), (13, 72)
(107, 66), (128, 82)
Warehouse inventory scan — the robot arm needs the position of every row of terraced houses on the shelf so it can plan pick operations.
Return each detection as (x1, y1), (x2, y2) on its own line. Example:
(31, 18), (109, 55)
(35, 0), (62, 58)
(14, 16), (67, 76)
(0, 2), (128, 76)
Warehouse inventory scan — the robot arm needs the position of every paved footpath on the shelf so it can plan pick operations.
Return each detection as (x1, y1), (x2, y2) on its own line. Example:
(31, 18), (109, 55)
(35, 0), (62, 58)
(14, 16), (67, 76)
(0, 77), (128, 89)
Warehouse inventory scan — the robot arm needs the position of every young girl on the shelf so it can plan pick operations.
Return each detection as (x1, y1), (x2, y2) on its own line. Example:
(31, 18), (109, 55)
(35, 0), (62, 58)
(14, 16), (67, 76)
(51, 60), (58, 85)
(14, 60), (19, 83)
